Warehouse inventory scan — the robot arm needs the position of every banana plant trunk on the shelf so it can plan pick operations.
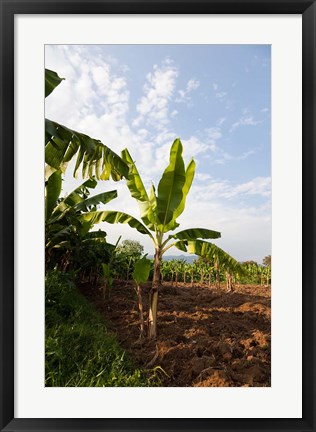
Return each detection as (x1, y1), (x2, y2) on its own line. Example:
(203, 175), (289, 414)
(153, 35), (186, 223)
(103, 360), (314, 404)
(148, 247), (162, 339)
(135, 283), (145, 338)
(226, 271), (234, 292)
(215, 261), (221, 290)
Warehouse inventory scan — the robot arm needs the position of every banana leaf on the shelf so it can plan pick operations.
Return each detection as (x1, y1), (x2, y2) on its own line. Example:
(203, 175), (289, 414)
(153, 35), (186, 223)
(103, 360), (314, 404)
(80, 210), (154, 238)
(45, 69), (64, 97)
(156, 138), (186, 230)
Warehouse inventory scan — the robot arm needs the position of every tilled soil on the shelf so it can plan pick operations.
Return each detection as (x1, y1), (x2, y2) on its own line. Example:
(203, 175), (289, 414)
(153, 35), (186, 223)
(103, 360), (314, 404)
(80, 281), (271, 387)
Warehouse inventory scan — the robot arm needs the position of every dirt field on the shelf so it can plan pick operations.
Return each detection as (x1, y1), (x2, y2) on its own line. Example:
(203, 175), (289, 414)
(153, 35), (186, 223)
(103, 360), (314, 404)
(80, 281), (271, 387)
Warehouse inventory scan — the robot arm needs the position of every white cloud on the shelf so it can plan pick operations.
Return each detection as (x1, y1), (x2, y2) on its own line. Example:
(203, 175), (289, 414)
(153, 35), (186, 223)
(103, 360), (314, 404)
(179, 126), (223, 159)
(45, 45), (130, 142)
(176, 78), (200, 104)
(187, 79), (200, 92)
(182, 136), (208, 157)
(212, 83), (218, 91)
(133, 60), (178, 130)
(195, 173), (212, 181)
(205, 127), (222, 141)
(215, 91), (227, 99)
(214, 148), (257, 165)
(190, 176), (271, 201)
(232, 176), (271, 198)
(137, 128), (149, 138)
(230, 115), (262, 132)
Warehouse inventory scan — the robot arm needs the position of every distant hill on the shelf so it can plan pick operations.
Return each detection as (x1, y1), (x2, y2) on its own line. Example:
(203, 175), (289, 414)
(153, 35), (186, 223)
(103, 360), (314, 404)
(147, 254), (198, 264)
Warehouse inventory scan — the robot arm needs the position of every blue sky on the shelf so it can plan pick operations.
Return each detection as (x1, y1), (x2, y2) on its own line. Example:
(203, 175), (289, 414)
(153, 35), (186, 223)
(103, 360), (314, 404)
(45, 44), (271, 263)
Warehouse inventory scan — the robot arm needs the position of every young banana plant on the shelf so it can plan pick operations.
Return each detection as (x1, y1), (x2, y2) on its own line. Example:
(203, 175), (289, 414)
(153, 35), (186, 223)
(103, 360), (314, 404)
(132, 255), (152, 338)
(81, 138), (221, 338)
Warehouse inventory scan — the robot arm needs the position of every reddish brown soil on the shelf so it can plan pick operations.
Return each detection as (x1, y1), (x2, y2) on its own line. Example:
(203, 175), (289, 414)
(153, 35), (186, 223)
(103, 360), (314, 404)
(80, 281), (271, 387)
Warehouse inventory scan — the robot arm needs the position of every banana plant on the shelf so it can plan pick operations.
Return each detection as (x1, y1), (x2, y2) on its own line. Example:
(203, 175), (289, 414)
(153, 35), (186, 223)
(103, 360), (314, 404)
(195, 259), (207, 285)
(80, 138), (221, 338)
(132, 255), (152, 338)
(45, 69), (129, 181)
(175, 259), (186, 285)
(168, 259), (185, 286)
(45, 170), (117, 248)
(160, 260), (170, 283)
(262, 265), (271, 286)
(175, 239), (245, 291)
(242, 261), (260, 284)
(182, 262), (191, 284)
(45, 170), (117, 274)
(101, 263), (114, 299)
(189, 262), (197, 287)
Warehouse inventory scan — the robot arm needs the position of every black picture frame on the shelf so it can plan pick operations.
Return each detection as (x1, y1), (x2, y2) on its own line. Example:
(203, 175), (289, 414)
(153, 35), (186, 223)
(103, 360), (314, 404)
(1, 0), (315, 431)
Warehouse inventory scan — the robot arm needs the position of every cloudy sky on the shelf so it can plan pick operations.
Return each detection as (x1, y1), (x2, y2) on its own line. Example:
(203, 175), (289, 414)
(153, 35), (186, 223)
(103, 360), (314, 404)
(45, 44), (271, 263)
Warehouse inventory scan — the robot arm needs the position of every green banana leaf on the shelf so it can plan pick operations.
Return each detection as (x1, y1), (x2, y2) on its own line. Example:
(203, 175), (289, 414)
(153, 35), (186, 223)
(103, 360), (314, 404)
(47, 177), (96, 223)
(80, 210), (154, 238)
(174, 239), (245, 275)
(132, 255), (151, 284)
(82, 230), (107, 240)
(45, 119), (129, 180)
(46, 225), (73, 248)
(45, 69), (64, 97)
(163, 158), (196, 232)
(78, 220), (94, 237)
(121, 148), (156, 229)
(146, 184), (158, 228)
(121, 149), (149, 201)
(45, 170), (62, 220)
(74, 190), (118, 212)
(156, 138), (186, 230)
(169, 228), (221, 242)
(47, 176), (117, 225)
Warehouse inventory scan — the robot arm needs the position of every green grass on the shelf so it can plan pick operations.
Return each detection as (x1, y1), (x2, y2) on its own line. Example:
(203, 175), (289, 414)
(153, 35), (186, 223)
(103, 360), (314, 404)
(45, 269), (160, 387)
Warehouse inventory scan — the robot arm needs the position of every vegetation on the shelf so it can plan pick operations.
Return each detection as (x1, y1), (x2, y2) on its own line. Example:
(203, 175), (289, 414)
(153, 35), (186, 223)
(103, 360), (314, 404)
(159, 256), (271, 288)
(45, 173), (117, 283)
(113, 239), (144, 280)
(263, 255), (271, 267)
(45, 270), (160, 386)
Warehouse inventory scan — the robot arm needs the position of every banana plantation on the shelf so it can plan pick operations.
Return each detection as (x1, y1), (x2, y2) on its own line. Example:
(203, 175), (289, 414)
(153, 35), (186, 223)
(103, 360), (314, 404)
(160, 258), (271, 289)
(45, 69), (271, 388)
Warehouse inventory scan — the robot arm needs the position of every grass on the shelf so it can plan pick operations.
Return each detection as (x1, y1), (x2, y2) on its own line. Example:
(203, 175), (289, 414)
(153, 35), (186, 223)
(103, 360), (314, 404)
(45, 269), (159, 387)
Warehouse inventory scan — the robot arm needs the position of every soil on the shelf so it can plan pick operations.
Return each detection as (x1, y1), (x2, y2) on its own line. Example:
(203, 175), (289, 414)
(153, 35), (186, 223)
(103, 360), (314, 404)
(79, 280), (271, 387)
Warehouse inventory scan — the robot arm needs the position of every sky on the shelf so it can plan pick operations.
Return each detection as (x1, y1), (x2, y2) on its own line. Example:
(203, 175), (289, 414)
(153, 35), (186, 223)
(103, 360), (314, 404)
(45, 44), (271, 263)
